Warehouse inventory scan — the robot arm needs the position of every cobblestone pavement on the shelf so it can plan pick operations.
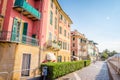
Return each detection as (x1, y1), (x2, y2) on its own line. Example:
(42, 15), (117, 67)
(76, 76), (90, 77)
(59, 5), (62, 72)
(56, 61), (110, 80)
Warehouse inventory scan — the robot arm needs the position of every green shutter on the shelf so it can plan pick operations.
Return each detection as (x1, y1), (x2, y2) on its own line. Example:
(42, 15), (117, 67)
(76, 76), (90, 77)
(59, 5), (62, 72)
(50, 11), (53, 25)
(22, 23), (28, 43)
(23, 23), (28, 35)
(11, 18), (18, 41)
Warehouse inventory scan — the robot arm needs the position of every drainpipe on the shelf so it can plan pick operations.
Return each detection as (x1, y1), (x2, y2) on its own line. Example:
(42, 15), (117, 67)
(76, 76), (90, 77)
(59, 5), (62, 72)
(38, 0), (43, 67)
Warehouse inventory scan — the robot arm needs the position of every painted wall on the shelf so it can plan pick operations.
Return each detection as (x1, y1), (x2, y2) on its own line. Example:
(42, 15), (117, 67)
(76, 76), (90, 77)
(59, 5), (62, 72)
(0, 43), (16, 80)
(0, 43), (39, 80)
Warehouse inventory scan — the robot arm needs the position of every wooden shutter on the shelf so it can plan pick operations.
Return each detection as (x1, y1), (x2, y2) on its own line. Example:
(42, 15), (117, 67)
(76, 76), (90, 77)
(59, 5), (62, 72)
(22, 23), (28, 43)
(11, 18), (18, 41)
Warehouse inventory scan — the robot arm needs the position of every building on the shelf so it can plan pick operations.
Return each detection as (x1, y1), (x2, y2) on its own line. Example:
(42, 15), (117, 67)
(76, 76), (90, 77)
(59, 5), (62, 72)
(0, 0), (42, 80)
(40, 0), (72, 63)
(0, 0), (72, 79)
(87, 40), (99, 61)
(71, 30), (88, 60)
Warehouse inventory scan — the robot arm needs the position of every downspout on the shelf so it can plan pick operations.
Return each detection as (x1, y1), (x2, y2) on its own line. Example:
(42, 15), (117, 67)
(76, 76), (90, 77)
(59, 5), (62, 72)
(38, 0), (46, 66)
(38, 0), (43, 67)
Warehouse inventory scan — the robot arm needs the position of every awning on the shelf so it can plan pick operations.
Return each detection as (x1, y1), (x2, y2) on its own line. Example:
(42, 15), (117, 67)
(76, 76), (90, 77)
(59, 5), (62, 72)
(46, 53), (56, 61)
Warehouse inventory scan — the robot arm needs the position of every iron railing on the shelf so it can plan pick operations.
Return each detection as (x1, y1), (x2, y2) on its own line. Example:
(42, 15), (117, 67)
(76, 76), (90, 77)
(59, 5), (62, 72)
(0, 31), (39, 46)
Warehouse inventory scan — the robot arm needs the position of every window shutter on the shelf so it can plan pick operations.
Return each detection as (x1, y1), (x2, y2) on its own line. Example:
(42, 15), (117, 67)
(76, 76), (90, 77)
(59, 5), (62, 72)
(22, 23), (28, 43)
(11, 18), (18, 41)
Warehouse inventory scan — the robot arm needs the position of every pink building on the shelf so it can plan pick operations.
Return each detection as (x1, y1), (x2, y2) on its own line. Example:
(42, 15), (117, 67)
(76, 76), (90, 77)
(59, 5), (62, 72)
(0, 0), (43, 79)
(71, 30), (88, 60)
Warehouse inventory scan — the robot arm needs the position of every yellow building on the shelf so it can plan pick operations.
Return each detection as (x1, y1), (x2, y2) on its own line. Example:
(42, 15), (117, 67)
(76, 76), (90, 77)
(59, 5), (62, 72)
(40, 0), (73, 63)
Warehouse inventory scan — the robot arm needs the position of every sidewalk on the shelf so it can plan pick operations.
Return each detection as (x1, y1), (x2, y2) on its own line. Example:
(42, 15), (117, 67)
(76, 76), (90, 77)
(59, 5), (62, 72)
(56, 61), (110, 80)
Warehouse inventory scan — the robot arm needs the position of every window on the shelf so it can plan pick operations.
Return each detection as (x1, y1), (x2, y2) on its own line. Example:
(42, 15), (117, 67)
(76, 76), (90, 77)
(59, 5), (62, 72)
(73, 51), (75, 56)
(21, 54), (31, 76)
(59, 26), (62, 34)
(68, 44), (69, 50)
(59, 41), (62, 49)
(60, 14), (63, 20)
(65, 42), (67, 50)
(63, 42), (64, 49)
(64, 30), (66, 37)
(68, 33), (70, 39)
(50, 11), (53, 25)
(56, 7), (57, 14)
(63, 42), (67, 50)
(73, 43), (75, 47)
(68, 24), (70, 27)
(64, 18), (66, 24)
(48, 32), (52, 41)
(55, 17), (57, 29)
(73, 37), (75, 41)
(51, 0), (53, 8)
(80, 39), (82, 43)
(57, 56), (62, 62)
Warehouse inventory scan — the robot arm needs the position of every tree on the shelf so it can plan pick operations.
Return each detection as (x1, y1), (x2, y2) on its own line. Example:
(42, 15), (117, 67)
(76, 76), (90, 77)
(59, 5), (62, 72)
(100, 49), (118, 60)
(101, 52), (108, 60)
(109, 50), (117, 57)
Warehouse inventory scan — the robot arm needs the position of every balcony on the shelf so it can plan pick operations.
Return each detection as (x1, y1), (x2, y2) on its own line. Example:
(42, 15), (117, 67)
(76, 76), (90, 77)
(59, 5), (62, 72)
(0, 31), (39, 46)
(13, 0), (41, 20)
(47, 40), (61, 51)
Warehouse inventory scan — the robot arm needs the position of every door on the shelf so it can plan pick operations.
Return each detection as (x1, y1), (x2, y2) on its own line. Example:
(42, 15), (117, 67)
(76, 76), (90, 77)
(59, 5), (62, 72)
(21, 54), (31, 76)
(32, 34), (36, 45)
(22, 23), (28, 43)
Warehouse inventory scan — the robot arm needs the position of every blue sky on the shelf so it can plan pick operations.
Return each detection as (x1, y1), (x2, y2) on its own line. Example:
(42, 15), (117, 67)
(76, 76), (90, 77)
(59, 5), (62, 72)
(58, 0), (120, 52)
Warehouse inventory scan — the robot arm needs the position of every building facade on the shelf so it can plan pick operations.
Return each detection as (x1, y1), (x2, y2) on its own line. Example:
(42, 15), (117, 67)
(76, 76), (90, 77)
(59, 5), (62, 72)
(87, 40), (99, 61)
(40, 0), (72, 63)
(71, 30), (88, 60)
(0, 0), (43, 79)
(0, 0), (72, 79)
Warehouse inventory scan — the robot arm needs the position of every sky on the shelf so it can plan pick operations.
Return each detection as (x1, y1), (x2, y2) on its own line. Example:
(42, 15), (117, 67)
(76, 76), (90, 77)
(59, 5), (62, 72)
(58, 0), (120, 52)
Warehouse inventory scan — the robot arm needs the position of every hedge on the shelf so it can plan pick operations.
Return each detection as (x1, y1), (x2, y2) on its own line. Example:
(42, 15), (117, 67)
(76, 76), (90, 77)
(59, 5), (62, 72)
(41, 60), (90, 80)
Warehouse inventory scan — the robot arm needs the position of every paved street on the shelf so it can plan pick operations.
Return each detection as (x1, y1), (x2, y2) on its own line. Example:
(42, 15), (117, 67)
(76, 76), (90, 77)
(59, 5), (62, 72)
(56, 61), (110, 80)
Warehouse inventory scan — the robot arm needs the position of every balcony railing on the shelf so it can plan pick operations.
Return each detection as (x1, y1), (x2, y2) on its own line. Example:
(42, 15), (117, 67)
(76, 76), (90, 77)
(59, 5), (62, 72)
(47, 40), (61, 51)
(13, 0), (41, 20)
(0, 31), (39, 46)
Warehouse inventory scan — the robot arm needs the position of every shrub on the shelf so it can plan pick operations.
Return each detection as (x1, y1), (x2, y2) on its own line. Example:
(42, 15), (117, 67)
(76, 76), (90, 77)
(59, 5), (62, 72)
(40, 60), (90, 80)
